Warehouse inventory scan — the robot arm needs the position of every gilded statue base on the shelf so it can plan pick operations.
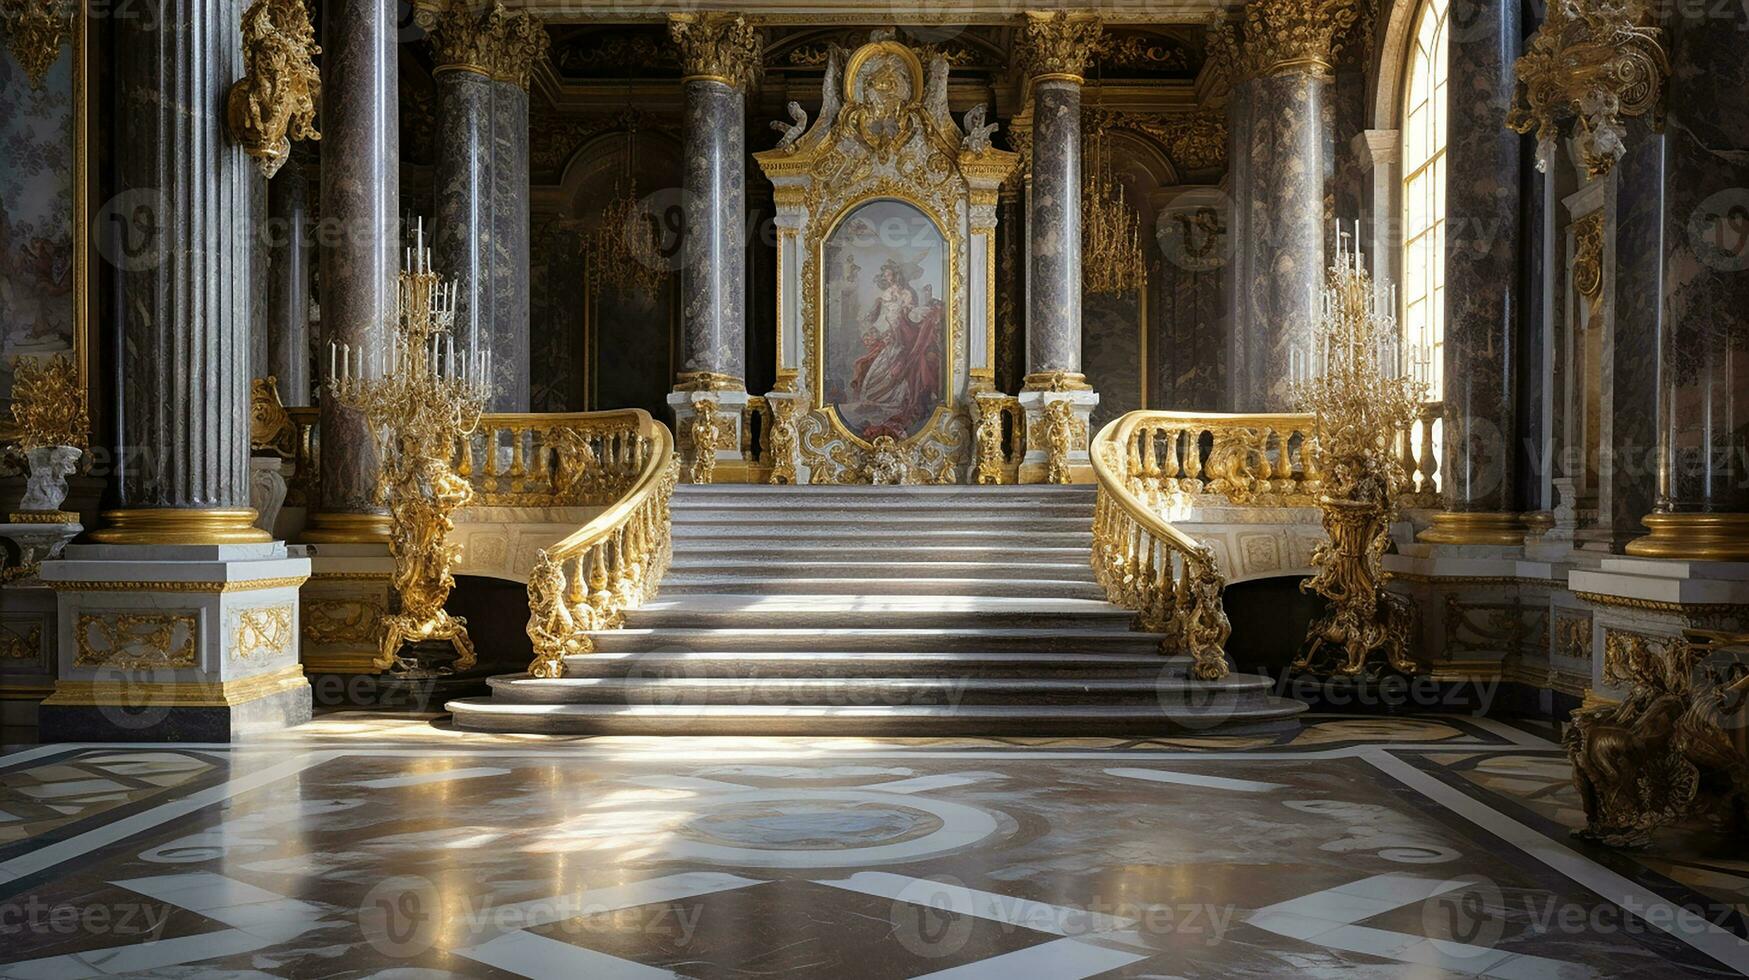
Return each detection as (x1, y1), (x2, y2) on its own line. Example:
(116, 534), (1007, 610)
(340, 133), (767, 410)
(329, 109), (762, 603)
(378, 609), (476, 674)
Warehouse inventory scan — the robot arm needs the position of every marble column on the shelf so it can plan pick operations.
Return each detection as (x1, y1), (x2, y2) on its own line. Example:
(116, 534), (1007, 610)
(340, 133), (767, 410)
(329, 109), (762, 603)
(427, 1), (545, 412)
(92, 0), (264, 542)
(307, 0), (398, 543)
(1213, 0), (1342, 413)
(43, 0), (311, 741)
(667, 13), (760, 481)
(266, 159), (311, 406)
(1016, 10), (1101, 483)
(1625, 8), (1749, 559)
(1419, 0), (1525, 545)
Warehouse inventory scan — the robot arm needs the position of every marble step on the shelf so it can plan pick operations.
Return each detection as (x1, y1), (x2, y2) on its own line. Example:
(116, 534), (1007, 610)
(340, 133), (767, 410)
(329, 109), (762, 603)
(665, 559), (1095, 581)
(623, 594), (1135, 630)
(558, 650), (1186, 679)
(671, 499), (1094, 516)
(589, 626), (1165, 655)
(673, 485), (1097, 499)
(673, 516), (1090, 534)
(657, 576), (1107, 599)
(672, 528), (1093, 545)
(445, 698), (1308, 736)
(478, 672), (1276, 707)
(666, 544), (1092, 563)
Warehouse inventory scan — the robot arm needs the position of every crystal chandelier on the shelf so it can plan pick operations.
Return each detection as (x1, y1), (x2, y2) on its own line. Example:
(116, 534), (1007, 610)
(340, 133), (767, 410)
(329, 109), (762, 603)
(1288, 222), (1431, 679)
(585, 115), (671, 298)
(1081, 123), (1146, 297)
(327, 218), (492, 672)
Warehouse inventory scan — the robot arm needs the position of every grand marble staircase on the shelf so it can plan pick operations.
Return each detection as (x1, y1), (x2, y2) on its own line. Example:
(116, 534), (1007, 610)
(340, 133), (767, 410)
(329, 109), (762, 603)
(447, 484), (1306, 735)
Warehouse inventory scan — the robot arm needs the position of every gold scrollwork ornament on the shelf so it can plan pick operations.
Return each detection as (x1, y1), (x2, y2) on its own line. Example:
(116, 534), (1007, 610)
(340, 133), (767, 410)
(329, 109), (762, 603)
(226, 0), (321, 180)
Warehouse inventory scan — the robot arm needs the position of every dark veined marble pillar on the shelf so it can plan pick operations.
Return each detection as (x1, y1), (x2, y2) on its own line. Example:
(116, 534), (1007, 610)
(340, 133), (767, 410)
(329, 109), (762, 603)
(91, 0), (266, 543)
(1013, 11), (1101, 483)
(666, 13), (759, 480)
(308, 0), (398, 543)
(1211, 0), (1347, 413)
(1625, 7), (1749, 559)
(267, 158), (312, 406)
(426, 1), (546, 412)
(1419, 0), (1526, 545)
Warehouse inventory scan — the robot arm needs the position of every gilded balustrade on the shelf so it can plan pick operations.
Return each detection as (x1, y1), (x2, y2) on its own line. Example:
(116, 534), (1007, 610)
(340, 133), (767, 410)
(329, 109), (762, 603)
(459, 411), (652, 507)
(1090, 413), (1235, 681)
(524, 410), (677, 678)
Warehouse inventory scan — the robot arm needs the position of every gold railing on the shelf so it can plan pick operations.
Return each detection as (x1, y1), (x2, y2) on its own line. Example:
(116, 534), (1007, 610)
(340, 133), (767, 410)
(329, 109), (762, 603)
(1397, 399), (1442, 507)
(523, 409), (678, 678)
(462, 412), (653, 507)
(1090, 413), (1234, 680)
(973, 394), (1026, 484)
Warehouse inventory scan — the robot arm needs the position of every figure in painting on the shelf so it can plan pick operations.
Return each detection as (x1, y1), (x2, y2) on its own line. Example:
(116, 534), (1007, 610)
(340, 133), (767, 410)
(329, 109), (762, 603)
(844, 257), (943, 440)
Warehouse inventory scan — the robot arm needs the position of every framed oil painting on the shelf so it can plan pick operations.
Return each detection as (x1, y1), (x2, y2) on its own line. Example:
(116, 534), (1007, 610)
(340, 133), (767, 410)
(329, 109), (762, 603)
(0, 7), (88, 403)
(820, 197), (948, 442)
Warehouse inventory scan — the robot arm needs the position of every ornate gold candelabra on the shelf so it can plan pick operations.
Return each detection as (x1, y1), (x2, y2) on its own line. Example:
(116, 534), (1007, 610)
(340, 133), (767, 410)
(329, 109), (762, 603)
(327, 220), (492, 672)
(1289, 225), (1430, 678)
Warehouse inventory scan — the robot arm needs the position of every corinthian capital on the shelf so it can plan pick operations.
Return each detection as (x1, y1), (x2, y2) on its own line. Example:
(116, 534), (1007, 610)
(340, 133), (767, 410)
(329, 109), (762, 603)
(1021, 10), (1103, 82)
(428, 0), (550, 91)
(668, 12), (763, 91)
(1206, 0), (1361, 81)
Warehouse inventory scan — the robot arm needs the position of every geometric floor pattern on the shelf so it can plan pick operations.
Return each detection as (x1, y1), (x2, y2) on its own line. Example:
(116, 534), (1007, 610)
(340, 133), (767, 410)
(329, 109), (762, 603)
(2, 714), (1746, 978)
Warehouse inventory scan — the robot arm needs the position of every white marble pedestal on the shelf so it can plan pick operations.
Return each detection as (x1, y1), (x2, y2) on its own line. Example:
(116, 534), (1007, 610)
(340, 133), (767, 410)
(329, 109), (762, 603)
(1017, 388), (1098, 484)
(37, 542), (311, 741)
(669, 388), (750, 483)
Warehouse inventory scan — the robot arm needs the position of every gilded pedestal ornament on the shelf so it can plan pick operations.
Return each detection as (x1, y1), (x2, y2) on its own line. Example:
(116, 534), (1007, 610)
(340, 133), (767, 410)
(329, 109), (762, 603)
(8, 353), (87, 519)
(1289, 229), (1431, 678)
(226, 0), (320, 179)
(1566, 629), (1749, 848)
(1507, 0), (1668, 177)
(326, 222), (492, 672)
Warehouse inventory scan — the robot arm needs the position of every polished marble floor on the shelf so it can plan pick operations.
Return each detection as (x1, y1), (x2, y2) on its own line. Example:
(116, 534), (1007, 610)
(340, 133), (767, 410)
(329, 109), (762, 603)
(2, 715), (1746, 978)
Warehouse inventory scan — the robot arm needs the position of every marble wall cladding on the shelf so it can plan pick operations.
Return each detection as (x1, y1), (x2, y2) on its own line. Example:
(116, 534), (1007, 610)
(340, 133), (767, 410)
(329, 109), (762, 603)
(1606, 124), (1665, 536)
(528, 219), (586, 413)
(996, 192), (1026, 393)
(679, 80), (746, 381)
(113, 0), (254, 509)
(1027, 79), (1083, 376)
(595, 288), (678, 420)
(1082, 289), (1141, 430)
(267, 161), (312, 406)
(1232, 72), (1327, 412)
(1150, 255), (1224, 411)
(490, 82), (532, 411)
(317, 0), (397, 516)
(1329, 68), (1366, 232)
(433, 68), (495, 384)
(1517, 143), (1549, 512)
(1441, 3), (1522, 513)
(249, 176), (271, 382)
(1652, 8), (1749, 513)
(1223, 92), (1254, 414)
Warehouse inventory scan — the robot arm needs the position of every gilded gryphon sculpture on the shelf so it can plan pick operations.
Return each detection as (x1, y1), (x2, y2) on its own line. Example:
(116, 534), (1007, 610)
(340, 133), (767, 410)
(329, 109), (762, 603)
(327, 220), (492, 672)
(1565, 629), (1749, 848)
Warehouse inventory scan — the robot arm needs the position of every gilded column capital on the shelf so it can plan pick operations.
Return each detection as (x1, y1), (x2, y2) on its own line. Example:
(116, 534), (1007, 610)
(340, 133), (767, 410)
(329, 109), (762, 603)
(1206, 0), (1361, 81)
(427, 0), (549, 90)
(668, 12), (762, 91)
(1020, 10), (1102, 83)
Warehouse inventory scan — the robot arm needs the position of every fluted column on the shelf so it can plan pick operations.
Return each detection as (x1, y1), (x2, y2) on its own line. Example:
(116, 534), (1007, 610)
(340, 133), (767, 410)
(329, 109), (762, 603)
(1013, 11), (1101, 483)
(427, 1), (546, 412)
(1419, 0), (1525, 544)
(1625, 8), (1749, 559)
(266, 159), (311, 406)
(307, 0), (398, 542)
(90, 0), (265, 543)
(1212, 0), (1346, 413)
(667, 13), (760, 480)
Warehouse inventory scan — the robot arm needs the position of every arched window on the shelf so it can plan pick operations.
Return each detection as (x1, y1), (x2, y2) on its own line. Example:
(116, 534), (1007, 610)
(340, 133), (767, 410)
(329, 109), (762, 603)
(1400, 0), (1447, 397)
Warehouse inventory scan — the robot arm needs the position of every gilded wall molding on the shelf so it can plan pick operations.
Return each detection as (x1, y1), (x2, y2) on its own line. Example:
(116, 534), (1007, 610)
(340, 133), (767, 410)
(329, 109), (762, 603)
(1205, 0), (1361, 82)
(0, 0), (69, 88)
(1571, 211), (1605, 322)
(1508, 0), (1667, 177)
(73, 612), (199, 670)
(226, 0), (321, 179)
(428, 0), (550, 90)
(48, 576), (308, 594)
(668, 12), (762, 90)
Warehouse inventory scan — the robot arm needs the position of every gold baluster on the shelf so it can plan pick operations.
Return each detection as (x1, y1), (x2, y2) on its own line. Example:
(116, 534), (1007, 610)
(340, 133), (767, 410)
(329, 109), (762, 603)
(1418, 406), (1439, 494)
(1162, 427), (1181, 480)
(1183, 427), (1203, 486)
